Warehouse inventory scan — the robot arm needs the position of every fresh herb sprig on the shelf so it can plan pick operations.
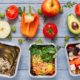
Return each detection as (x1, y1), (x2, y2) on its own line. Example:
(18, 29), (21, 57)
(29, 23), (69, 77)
(63, 1), (76, 8)
(64, 36), (70, 46)
(18, 7), (25, 16)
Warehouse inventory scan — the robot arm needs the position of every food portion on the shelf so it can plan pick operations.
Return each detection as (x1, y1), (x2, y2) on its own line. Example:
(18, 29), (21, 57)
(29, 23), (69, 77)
(20, 6), (39, 38)
(0, 43), (20, 76)
(0, 21), (11, 39)
(43, 23), (58, 39)
(6, 5), (18, 20)
(75, 4), (80, 16)
(29, 44), (57, 76)
(67, 43), (80, 74)
(41, 0), (61, 17)
(67, 14), (80, 35)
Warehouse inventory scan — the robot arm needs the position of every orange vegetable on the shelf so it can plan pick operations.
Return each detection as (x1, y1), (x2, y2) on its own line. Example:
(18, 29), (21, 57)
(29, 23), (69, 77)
(20, 7), (39, 38)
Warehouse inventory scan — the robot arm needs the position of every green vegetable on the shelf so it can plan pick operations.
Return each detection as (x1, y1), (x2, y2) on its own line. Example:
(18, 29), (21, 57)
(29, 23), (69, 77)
(6, 33), (12, 40)
(30, 45), (57, 62)
(11, 25), (16, 33)
(18, 38), (24, 44)
(64, 36), (70, 46)
(0, 13), (5, 19)
(63, 1), (76, 8)
(74, 34), (79, 40)
(37, 8), (42, 14)
(59, 7), (63, 13)
(18, 7), (26, 16)
(35, 38), (42, 44)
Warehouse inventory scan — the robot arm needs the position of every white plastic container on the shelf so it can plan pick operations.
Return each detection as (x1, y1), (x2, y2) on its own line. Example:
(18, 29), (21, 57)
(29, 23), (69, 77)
(65, 41), (80, 76)
(29, 43), (57, 78)
(0, 41), (21, 78)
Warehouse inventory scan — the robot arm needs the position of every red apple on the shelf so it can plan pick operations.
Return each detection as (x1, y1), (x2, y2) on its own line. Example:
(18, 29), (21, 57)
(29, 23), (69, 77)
(41, 0), (61, 17)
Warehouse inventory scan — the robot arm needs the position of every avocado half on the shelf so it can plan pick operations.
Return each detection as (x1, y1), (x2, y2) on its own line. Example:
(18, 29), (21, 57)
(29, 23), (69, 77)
(67, 14), (80, 34)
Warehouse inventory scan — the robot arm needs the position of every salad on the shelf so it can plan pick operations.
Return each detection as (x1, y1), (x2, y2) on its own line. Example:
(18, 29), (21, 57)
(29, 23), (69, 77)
(29, 44), (57, 77)
(66, 43), (80, 75)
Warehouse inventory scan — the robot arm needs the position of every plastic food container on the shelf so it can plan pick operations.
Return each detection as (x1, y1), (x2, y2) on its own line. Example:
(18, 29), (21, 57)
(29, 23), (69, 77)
(0, 41), (21, 78)
(29, 43), (57, 78)
(65, 41), (80, 76)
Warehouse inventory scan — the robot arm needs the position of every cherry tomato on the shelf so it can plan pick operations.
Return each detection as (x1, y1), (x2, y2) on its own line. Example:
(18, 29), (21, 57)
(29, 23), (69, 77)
(6, 5), (18, 19)
(75, 4), (80, 16)
(43, 23), (58, 39)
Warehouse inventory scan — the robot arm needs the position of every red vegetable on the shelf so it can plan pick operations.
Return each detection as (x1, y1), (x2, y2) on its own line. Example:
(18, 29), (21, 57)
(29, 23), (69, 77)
(43, 23), (58, 39)
(6, 5), (18, 19)
(75, 4), (80, 16)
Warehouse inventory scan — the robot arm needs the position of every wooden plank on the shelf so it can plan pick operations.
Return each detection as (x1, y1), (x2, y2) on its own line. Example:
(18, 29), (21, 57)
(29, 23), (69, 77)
(0, 37), (79, 70)
(0, 70), (80, 80)
(0, 4), (78, 38)
(0, 0), (79, 4)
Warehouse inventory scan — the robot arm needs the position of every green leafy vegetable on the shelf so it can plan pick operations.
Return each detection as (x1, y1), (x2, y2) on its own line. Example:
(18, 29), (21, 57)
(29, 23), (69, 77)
(30, 45), (57, 62)
(6, 33), (12, 40)
(18, 7), (26, 16)
(63, 1), (76, 8)
(35, 38), (42, 44)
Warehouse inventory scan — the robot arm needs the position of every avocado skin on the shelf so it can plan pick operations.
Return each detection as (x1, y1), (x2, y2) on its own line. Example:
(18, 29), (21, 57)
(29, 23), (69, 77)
(67, 14), (80, 34)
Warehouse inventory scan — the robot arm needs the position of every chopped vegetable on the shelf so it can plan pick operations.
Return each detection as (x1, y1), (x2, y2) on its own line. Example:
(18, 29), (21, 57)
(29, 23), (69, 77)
(11, 25), (16, 33)
(35, 38), (43, 44)
(30, 44), (57, 76)
(0, 13), (5, 19)
(74, 35), (79, 40)
(18, 38), (24, 44)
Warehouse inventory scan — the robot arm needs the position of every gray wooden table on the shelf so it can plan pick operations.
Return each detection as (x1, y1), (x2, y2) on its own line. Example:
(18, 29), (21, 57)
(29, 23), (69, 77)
(0, 0), (80, 80)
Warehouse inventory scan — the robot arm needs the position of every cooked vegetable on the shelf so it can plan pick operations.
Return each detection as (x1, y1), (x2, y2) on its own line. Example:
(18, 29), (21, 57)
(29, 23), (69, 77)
(30, 44), (57, 76)
(0, 43), (20, 76)
(20, 6), (39, 38)
(0, 21), (11, 39)
(67, 43), (80, 74)
(6, 5), (18, 19)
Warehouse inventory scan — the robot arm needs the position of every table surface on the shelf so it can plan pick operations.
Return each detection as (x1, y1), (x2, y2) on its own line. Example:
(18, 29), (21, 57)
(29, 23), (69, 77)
(0, 0), (80, 80)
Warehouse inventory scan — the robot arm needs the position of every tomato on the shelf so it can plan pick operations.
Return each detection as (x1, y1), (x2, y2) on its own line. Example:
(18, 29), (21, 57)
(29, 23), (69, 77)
(43, 23), (58, 39)
(75, 4), (80, 16)
(6, 5), (18, 19)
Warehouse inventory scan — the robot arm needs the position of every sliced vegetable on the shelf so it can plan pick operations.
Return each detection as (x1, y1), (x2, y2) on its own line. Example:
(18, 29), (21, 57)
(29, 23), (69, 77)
(0, 21), (11, 39)
(75, 4), (80, 16)
(11, 25), (16, 33)
(0, 13), (5, 19)
(20, 6), (39, 38)
(6, 5), (18, 19)
(43, 23), (58, 39)
(18, 38), (24, 45)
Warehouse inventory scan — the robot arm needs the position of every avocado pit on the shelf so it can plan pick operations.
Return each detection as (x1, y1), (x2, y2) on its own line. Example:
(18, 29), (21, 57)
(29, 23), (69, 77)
(72, 22), (79, 30)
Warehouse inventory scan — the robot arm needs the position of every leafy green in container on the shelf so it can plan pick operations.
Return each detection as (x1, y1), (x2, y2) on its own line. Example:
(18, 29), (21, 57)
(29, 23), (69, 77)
(29, 44), (57, 62)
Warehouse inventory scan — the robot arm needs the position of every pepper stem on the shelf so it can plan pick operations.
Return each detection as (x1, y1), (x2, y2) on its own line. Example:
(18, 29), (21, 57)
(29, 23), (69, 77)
(29, 6), (32, 14)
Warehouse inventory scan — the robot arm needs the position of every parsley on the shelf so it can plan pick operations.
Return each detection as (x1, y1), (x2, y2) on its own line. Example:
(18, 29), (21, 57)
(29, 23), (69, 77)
(63, 1), (76, 8)
(29, 45), (57, 62)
